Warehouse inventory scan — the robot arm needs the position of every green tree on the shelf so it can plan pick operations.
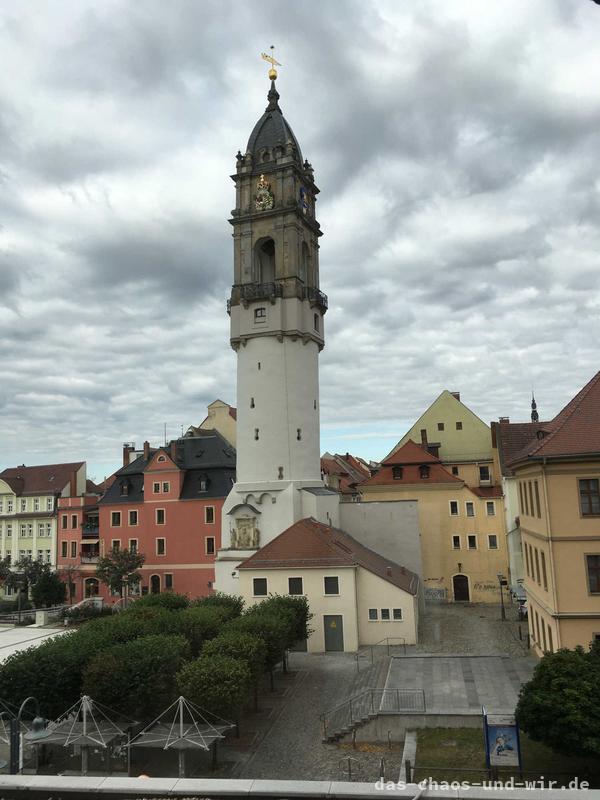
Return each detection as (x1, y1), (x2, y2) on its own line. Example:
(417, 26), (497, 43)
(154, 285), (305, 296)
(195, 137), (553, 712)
(133, 592), (189, 610)
(192, 591), (244, 618)
(83, 634), (190, 719)
(31, 571), (67, 607)
(516, 642), (600, 758)
(179, 605), (230, 655)
(96, 548), (145, 597)
(251, 595), (313, 648)
(226, 613), (288, 689)
(176, 654), (252, 721)
(202, 631), (267, 710)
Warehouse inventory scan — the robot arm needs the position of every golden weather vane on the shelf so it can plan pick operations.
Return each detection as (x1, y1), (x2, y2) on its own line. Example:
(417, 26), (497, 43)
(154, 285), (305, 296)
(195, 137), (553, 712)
(261, 45), (282, 80)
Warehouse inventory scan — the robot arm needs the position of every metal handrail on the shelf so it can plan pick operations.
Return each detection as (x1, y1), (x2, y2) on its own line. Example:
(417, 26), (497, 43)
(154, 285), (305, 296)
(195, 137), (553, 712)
(355, 636), (406, 670)
(320, 687), (425, 740)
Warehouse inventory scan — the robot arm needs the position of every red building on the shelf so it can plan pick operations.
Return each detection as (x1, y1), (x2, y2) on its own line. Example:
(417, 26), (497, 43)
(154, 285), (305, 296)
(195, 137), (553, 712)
(56, 489), (102, 602)
(91, 431), (235, 602)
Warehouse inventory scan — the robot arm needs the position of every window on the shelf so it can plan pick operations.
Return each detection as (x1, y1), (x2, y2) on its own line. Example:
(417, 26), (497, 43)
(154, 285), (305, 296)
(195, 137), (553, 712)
(62, 515), (68, 529)
(381, 608), (391, 621)
(129, 510), (138, 526)
(468, 535), (477, 550)
(27, 523), (32, 537)
(393, 608), (403, 621)
(479, 466), (490, 482)
(452, 535), (461, 550)
(534, 481), (541, 517)
(157, 455), (166, 463)
(111, 511), (121, 527)
(580, 479), (600, 516)
(523, 542), (530, 577)
(547, 625), (553, 653)
(314, 313), (319, 331)
(419, 465), (430, 479)
(7, 499), (13, 513)
(205, 506), (215, 524)
(254, 428), (259, 440)
(449, 501), (459, 516)
(70, 541), (77, 558)
(451, 466), (459, 476)
(156, 538), (166, 556)
(120, 481), (129, 496)
(534, 548), (540, 584)
(71, 514), (78, 529)
(324, 576), (339, 595)
(465, 502), (475, 517)
(541, 551), (548, 590)
(253, 577), (267, 596)
(20, 524), (27, 538)
(420, 428), (427, 441)
(254, 307), (266, 320)
(111, 539), (120, 553)
(0, 499), (3, 513)
(61, 541), (68, 558)
(488, 534), (498, 550)
(165, 574), (173, 590)
(6, 524), (11, 538)
(205, 536), (215, 555)
(456, 421), (463, 430)
(250, 397), (255, 408)
(486, 501), (495, 516)
(156, 509), (165, 525)
(586, 555), (600, 594)
(162, 482), (170, 493)
(129, 539), (138, 553)
(528, 482), (534, 517)
(368, 608), (378, 621)
(20, 499), (26, 512)
(34, 498), (40, 511)
(153, 482), (160, 493)
(392, 466), (403, 480)
(46, 498), (53, 511)
(437, 422), (444, 431)
(198, 477), (208, 492)
(288, 577), (303, 595)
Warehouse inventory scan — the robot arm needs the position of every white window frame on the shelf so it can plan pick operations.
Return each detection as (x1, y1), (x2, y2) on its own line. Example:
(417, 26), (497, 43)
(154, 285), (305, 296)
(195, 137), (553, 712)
(324, 575), (340, 596)
(368, 608), (378, 621)
(111, 511), (121, 527)
(253, 576), (268, 597)
(156, 537), (166, 556)
(486, 501), (496, 516)
(449, 501), (459, 517)
(205, 506), (215, 524)
(129, 538), (138, 553)
(465, 501), (475, 517)
(487, 534), (498, 550)
(128, 509), (138, 526)
(153, 482), (160, 493)
(205, 536), (215, 555)
(452, 535), (461, 550)
(162, 482), (170, 493)
(467, 534), (478, 550)
(156, 508), (165, 525)
(288, 576), (304, 596)
(392, 608), (403, 621)
(381, 608), (391, 621)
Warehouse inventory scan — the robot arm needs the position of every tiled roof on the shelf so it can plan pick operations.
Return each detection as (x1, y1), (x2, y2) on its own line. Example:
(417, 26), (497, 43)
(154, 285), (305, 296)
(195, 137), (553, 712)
(0, 462), (83, 496)
(495, 421), (551, 476)
(229, 407), (237, 420)
(382, 440), (441, 466)
(507, 371), (600, 466)
(469, 485), (504, 499)
(237, 517), (419, 595)
(321, 452), (371, 494)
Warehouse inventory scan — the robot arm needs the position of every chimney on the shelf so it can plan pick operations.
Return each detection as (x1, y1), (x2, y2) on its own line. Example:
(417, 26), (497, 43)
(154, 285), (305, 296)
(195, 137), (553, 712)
(499, 416), (510, 424)
(143, 441), (150, 459)
(386, 566), (392, 576)
(450, 392), (460, 401)
(490, 422), (497, 448)
(170, 440), (178, 461)
(122, 443), (135, 467)
(70, 470), (77, 497)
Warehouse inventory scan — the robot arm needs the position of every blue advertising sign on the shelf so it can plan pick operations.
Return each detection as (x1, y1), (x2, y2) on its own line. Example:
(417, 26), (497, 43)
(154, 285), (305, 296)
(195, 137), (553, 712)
(483, 710), (522, 768)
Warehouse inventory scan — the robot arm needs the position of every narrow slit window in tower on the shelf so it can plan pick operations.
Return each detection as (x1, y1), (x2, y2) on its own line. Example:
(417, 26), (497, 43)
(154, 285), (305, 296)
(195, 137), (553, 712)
(297, 428), (302, 441)
(254, 428), (259, 440)
(250, 397), (255, 408)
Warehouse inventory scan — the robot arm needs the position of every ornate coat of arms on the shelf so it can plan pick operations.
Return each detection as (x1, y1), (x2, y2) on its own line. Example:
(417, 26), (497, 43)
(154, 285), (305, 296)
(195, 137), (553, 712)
(255, 174), (274, 211)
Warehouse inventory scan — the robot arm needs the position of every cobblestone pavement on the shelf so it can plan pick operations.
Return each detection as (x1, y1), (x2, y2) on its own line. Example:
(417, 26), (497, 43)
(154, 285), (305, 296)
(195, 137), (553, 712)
(232, 603), (537, 781)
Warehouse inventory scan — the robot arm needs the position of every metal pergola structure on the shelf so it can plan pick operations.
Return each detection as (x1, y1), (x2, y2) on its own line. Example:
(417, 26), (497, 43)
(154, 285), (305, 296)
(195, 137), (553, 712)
(127, 696), (234, 778)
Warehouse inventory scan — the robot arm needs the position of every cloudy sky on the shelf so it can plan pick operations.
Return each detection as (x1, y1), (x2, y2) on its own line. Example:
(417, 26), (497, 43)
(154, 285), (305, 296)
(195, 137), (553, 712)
(1, 0), (599, 481)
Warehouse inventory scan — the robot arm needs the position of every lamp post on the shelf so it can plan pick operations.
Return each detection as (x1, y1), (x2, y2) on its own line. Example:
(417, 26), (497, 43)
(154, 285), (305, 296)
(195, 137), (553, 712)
(122, 575), (129, 610)
(497, 573), (507, 622)
(10, 697), (49, 774)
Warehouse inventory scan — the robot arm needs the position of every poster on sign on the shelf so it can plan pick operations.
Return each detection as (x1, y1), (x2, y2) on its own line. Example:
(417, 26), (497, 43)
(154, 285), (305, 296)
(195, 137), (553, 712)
(483, 710), (522, 768)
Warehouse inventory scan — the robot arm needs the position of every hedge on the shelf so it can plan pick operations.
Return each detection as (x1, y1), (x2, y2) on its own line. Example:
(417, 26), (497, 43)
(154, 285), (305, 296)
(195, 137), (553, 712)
(176, 654), (252, 720)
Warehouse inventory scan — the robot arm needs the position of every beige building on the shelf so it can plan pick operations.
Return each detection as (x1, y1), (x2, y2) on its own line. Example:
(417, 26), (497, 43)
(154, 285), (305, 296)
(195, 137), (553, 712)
(0, 462), (87, 593)
(237, 517), (419, 652)
(186, 400), (237, 447)
(507, 372), (600, 657)
(360, 441), (507, 603)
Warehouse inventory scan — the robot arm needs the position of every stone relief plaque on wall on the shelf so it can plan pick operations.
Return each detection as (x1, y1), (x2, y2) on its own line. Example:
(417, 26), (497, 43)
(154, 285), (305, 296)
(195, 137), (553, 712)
(231, 516), (260, 549)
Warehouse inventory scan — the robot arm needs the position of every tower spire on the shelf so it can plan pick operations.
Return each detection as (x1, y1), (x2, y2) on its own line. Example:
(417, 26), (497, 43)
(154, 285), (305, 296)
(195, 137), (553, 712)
(531, 391), (539, 422)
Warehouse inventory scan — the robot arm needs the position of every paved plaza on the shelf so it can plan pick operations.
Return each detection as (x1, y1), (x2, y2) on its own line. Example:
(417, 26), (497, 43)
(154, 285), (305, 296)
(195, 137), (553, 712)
(0, 624), (66, 663)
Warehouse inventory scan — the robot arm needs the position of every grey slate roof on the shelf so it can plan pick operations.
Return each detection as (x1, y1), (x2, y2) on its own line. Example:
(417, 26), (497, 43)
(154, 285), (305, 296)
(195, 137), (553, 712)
(246, 81), (303, 166)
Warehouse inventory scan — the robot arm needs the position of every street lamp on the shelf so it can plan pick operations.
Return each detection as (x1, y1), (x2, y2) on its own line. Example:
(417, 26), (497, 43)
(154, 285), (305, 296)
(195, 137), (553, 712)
(10, 697), (50, 774)
(497, 573), (508, 622)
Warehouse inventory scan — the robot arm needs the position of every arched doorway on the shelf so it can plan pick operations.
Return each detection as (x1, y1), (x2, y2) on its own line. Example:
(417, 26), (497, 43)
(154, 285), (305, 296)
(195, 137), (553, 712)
(150, 574), (161, 594)
(84, 578), (99, 598)
(453, 574), (470, 602)
(254, 238), (275, 283)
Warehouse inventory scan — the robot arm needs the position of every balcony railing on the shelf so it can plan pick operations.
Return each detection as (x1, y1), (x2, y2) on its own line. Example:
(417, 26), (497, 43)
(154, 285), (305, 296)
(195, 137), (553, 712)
(81, 524), (99, 538)
(303, 286), (328, 310)
(240, 282), (283, 302)
(80, 552), (99, 563)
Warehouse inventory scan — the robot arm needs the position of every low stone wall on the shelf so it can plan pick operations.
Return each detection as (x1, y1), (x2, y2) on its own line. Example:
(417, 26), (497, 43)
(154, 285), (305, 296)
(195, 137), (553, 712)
(338, 711), (484, 743)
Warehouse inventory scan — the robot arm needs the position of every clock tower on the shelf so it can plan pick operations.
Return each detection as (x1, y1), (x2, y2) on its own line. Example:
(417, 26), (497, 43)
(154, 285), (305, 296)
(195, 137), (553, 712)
(215, 66), (331, 592)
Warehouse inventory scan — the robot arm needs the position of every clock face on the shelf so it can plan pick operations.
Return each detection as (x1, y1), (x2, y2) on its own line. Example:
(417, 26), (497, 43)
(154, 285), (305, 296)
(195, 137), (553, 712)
(255, 174), (274, 211)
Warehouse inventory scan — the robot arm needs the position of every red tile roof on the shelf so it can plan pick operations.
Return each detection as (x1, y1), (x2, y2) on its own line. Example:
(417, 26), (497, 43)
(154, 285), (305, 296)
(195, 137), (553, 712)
(321, 452), (371, 494)
(229, 407), (237, 420)
(383, 440), (441, 466)
(237, 517), (419, 595)
(362, 440), (462, 487)
(0, 462), (83, 496)
(469, 485), (504, 499)
(507, 371), (600, 466)
(494, 421), (551, 476)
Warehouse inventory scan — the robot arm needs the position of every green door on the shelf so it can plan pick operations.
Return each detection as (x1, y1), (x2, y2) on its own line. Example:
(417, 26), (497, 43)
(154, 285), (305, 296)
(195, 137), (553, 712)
(324, 615), (344, 651)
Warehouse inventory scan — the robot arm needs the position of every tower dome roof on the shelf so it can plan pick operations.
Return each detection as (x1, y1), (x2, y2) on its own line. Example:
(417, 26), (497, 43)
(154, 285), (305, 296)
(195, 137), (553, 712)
(246, 80), (303, 167)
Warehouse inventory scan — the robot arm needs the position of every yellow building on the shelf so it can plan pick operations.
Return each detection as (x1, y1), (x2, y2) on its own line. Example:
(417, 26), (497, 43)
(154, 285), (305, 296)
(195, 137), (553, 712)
(507, 372), (600, 656)
(186, 400), (237, 447)
(386, 389), (496, 489)
(0, 462), (86, 594)
(360, 441), (507, 603)
(237, 517), (419, 652)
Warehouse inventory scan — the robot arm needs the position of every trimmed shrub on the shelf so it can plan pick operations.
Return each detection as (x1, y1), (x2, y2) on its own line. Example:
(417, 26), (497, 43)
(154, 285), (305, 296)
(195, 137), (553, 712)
(131, 592), (189, 611)
(201, 631), (267, 686)
(179, 606), (230, 655)
(252, 595), (313, 646)
(192, 592), (244, 618)
(225, 613), (289, 673)
(176, 654), (252, 719)
(83, 634), (190, 720)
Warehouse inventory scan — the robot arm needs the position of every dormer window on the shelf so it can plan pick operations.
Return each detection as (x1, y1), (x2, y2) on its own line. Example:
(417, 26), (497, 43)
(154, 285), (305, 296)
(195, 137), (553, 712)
(537, 430), (545, 440)
(419, 465), (430, 479)
(198, 476), (208, 493)
(157, 455), (166, 462)
(392, 466), (403, 480)
(119, 480), (129, 497)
